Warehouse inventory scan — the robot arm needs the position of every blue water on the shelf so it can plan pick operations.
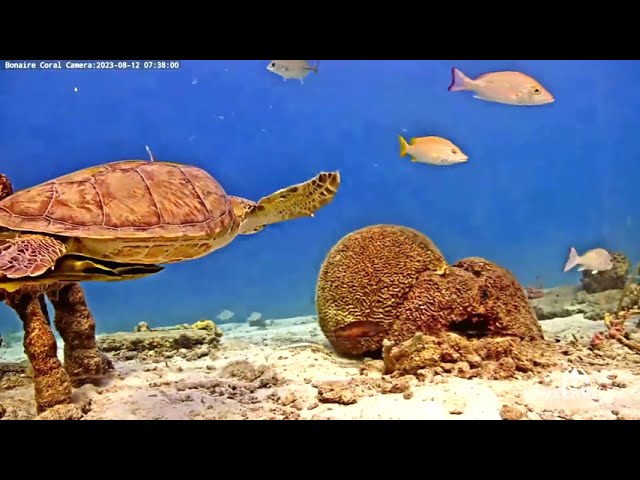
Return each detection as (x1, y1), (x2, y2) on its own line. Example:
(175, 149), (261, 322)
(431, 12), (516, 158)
(0, 60), (638, 333)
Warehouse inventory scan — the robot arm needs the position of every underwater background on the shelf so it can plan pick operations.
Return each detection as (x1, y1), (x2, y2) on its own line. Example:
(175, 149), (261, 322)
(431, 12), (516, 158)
(0, 59), (638, 334)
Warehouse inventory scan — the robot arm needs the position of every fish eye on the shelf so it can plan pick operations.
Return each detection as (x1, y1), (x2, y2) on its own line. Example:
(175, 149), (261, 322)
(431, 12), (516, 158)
(451, 148), (457, 154)
(533, 87), (541, 94)
(271, 62), (276, 67)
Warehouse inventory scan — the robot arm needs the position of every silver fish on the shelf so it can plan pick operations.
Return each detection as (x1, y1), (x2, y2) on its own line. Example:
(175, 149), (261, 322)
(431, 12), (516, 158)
(267, 60), (320, 84)
(563, 247), (613, 274)
(145, 145), (155, 162)
(216, 309), (235, 321)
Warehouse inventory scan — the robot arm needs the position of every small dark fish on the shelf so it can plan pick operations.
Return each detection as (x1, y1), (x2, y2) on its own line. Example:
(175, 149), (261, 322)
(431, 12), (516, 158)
(335, 320), (384, 339)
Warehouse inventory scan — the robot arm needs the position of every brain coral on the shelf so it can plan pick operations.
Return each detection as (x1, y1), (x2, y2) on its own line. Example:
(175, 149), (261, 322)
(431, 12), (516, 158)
(452, 257), (543, 340)
(390, 257), (543, 343)
(317, 225), (543, 356)
(316, 225), (448, 355)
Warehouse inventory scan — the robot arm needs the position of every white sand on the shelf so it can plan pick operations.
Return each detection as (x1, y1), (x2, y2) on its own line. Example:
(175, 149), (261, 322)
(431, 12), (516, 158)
(2, 314), (640, 420)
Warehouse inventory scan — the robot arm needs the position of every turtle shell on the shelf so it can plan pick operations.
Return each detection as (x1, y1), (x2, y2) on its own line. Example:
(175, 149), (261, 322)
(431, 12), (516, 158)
(0, 160), (237, 239)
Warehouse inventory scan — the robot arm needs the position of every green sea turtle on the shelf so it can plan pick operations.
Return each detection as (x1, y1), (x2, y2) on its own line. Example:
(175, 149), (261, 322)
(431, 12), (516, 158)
(0, 159), (340, 291)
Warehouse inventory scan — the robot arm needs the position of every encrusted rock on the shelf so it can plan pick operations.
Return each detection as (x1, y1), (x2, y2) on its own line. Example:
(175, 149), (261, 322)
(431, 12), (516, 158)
(97, 326), (223, 360)
(580, 252), (630, 294)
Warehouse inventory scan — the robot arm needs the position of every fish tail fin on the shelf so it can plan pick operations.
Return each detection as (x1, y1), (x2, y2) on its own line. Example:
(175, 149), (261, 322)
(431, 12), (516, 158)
(563, 247), (580, 272)
(399, 135), (409, 157)
(448, 67), (471, 92)
(314, 60), (320, 73)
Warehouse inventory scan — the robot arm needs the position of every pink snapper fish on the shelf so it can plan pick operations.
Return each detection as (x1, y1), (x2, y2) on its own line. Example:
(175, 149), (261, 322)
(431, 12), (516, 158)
(448, 67), (554, 106)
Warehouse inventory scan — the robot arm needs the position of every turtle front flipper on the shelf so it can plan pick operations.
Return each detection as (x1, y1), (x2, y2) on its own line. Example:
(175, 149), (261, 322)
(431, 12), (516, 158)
(237, 171), (341, 235)
(0, 234), (67, 278)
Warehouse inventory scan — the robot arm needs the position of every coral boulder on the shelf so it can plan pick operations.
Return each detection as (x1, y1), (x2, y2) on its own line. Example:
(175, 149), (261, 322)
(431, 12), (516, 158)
(451, 257), (543, 340)
(316, 225), (543, 359)
(316, 225), (448, 355)
(389, 257), (543, 344)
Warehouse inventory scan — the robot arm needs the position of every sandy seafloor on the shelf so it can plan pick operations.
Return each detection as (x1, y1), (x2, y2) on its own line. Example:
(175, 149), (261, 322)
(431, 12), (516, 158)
(2, 313), (640, 420)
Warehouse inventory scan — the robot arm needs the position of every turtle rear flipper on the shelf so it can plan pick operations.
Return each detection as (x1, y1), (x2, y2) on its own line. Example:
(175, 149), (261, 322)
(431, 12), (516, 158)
(0, 234), (66, 278)
(0, 256), (164, 292)
(54, 256), (164, 281)
(237, 171), (340, 235)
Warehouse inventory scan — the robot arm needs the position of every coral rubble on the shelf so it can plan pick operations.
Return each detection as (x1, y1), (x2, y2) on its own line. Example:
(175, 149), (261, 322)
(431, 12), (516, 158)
(382, 332), (555, 380)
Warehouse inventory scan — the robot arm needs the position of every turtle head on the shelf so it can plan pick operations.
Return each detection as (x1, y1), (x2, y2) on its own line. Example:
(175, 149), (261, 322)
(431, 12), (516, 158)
(0, 174), (13, 201)
(229, 171), (340, 235)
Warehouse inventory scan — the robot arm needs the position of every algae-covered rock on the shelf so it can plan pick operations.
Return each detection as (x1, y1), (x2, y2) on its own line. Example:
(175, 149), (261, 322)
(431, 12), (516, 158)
(529, 284), (638, 322)
(191, 319), (217, 331)
(576, 289), (626, 321)
(248, 312), (266, 328)
(529, 285), (583, 320)
(134, 321), (151, 332)
(0, 361), (31, 391)
(97, 326), (223, 360)
(580, 252), (630, 294)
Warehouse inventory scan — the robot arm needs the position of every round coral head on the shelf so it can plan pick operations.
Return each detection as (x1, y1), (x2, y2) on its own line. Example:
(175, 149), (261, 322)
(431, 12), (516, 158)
(316, 224), (448, 355)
